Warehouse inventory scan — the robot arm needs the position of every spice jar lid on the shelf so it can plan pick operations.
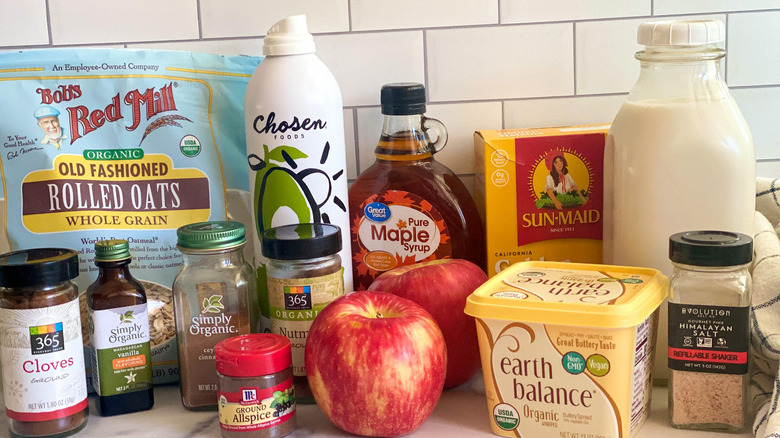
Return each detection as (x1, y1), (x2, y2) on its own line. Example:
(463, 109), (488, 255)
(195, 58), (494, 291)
(94, 239), (131, 262)
(215, 334), (292, 377)
(177, 221), (246, 250)
(669, 231), (753, 267)
(0, 248), (79, 288)
(381, 82), (426, 115)
(261, 223), (341, 260)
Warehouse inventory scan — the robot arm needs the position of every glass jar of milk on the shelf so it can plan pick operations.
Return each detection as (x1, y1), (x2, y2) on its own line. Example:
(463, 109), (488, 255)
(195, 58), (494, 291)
(604, 19), (755, 381)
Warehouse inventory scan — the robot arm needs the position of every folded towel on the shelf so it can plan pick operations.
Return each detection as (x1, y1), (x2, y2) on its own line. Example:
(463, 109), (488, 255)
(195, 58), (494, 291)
(751, 177), (780, 437)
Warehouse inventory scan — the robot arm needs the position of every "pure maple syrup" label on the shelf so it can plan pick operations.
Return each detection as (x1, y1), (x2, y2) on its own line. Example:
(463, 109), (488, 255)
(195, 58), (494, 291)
(351, 190), (451, 289)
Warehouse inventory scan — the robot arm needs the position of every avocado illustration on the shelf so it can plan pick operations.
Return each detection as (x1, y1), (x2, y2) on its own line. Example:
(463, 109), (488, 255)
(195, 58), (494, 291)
(259, 167), (313, 230)
(248, 143), (336, 238)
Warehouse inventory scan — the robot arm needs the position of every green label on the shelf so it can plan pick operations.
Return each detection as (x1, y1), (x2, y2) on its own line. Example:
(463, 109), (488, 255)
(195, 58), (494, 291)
(562, 351), (586, 374)
(83, 148), (144, 160)
(179, 135), (201, 157)
(89, 304), (153, 396)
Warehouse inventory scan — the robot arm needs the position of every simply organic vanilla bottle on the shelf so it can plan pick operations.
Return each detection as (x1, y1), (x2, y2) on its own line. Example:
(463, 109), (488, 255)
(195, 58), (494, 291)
(604, 20), (755, 380)
(245, 15), (352, 330)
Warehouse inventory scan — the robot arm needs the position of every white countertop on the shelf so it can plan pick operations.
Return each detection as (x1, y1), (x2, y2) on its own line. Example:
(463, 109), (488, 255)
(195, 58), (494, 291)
(0, 374), (752, 438)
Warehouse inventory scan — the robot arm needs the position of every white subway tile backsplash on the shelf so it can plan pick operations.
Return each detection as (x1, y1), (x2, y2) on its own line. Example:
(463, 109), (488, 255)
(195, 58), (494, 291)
(576, 14), (725, 95)
(728, 11), (780, 87)
(355, 107), (383, 173)
(575, 18), (646, 95)
(0, 2), (48, 46)
(49, 0), (199, 45)
(732, 87), (780, 160)
(316, 32), (425, 107)
(200, 0), (349, 38)
(2, 1), (779, 208)
(501, 0), (649, 24)
(504, 95), (626, 128)
(355, 101), (503, 176)
(655, 0), (779, 15)
(427, 101), (503, 174)
(128, 39), (263, 56)
(344, 109), (359, 179)
(427, 24), (573, 101)
(351, 0), (497, 31)
(758, 161), (780, 178)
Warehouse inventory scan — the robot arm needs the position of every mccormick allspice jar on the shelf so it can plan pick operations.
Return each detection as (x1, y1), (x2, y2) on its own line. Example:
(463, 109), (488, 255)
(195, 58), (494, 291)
(216, 334), (296, 438)
(262, 223), (344, 404)
(0, 249), (89, 438)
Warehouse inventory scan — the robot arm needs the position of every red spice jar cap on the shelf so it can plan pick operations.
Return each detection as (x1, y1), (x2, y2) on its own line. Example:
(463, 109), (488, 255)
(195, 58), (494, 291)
(215, 334), (292, 377)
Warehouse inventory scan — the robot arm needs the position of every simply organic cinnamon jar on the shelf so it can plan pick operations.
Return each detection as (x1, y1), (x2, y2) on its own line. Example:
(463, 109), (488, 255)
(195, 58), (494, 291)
(465, 261), (667, 438)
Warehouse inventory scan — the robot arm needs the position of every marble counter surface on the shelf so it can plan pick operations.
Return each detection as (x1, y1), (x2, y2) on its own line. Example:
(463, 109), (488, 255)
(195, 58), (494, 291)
(0, 374), (752, 437)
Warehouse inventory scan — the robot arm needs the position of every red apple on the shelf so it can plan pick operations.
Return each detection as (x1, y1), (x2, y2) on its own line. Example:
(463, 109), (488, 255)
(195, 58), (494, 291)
(369, 259), (487, 388)
(305, 291), (446, 437)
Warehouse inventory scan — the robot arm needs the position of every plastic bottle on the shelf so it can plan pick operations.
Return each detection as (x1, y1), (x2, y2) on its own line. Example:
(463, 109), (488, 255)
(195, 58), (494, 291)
(348, 83), (485, 290)
(245, 15), (352, 330)
(604, 19), (756, 381)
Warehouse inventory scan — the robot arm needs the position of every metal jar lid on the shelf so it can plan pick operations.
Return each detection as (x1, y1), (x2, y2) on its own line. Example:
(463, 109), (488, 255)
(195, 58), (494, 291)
(261, 223), (341, 260)
(177, 221), (246, 251)
(0, 248), (79, 287)
(669, 230), (753, 267)
(94, 239), (131, 262)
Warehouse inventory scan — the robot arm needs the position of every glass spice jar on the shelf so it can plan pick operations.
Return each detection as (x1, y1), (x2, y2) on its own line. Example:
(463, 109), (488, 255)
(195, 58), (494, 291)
(0, 248), (89, 438)
(87, 239), (154, 416)
(173, 221), (259, 410)
(261, 223), (344, 404)
(215, 334), (296, 438)
(667, 230), (752, 432)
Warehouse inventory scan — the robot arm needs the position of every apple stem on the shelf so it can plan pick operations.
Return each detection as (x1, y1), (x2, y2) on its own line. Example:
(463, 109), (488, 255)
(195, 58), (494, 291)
(376, 312), (383, 319)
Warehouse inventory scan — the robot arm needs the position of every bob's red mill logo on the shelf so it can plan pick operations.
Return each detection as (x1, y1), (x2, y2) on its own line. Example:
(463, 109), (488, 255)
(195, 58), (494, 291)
(36, 83), (178, 144)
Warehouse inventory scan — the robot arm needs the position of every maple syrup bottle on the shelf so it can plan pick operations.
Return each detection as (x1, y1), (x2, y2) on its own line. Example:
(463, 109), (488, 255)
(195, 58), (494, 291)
(348, 83), (485, 290)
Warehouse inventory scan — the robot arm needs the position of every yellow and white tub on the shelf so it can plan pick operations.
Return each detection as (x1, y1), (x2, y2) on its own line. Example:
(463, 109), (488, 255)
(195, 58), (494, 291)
(465, 261), (668, 438)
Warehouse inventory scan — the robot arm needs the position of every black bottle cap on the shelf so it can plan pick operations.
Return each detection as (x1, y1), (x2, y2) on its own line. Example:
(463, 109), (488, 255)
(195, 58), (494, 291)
(669, 231), (753, 267)
(261, 224), (342, 261)
(0, 248), (80, 288)
(381, 83), (426, 115)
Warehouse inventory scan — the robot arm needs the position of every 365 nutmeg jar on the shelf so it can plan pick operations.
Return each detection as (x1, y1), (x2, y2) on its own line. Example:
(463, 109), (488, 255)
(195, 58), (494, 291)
(216, 334), (296, 438)
(0, 248), (89, 438)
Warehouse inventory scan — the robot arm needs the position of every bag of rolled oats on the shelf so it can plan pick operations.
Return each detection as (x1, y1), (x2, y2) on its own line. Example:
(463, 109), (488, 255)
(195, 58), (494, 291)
(0, 48), (261, 385)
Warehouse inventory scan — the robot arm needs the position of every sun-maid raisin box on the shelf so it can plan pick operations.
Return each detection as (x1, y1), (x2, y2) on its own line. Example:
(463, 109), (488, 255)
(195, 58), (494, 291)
(0, 49), (261, 385)
(474, 125), (609, 276)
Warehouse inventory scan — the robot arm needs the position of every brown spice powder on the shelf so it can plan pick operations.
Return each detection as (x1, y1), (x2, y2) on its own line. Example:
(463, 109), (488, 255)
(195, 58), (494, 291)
(670, 370), (744, 428)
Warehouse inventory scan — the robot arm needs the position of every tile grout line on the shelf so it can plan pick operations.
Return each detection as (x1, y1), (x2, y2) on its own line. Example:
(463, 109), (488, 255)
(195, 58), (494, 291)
(197, 0), (203, 39)
(45, 0), (53, 46)
(352, 107), (361, 175)
(572, 22), (577, 96)
(423, 29), (429, 94)
(347, 0), (353, 32)
(6, 9), (780, 52)
(724, 13), (729, 85)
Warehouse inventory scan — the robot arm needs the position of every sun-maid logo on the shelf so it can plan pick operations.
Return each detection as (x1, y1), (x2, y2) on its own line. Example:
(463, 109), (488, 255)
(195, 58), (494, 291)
(514, 134), (604, 247)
